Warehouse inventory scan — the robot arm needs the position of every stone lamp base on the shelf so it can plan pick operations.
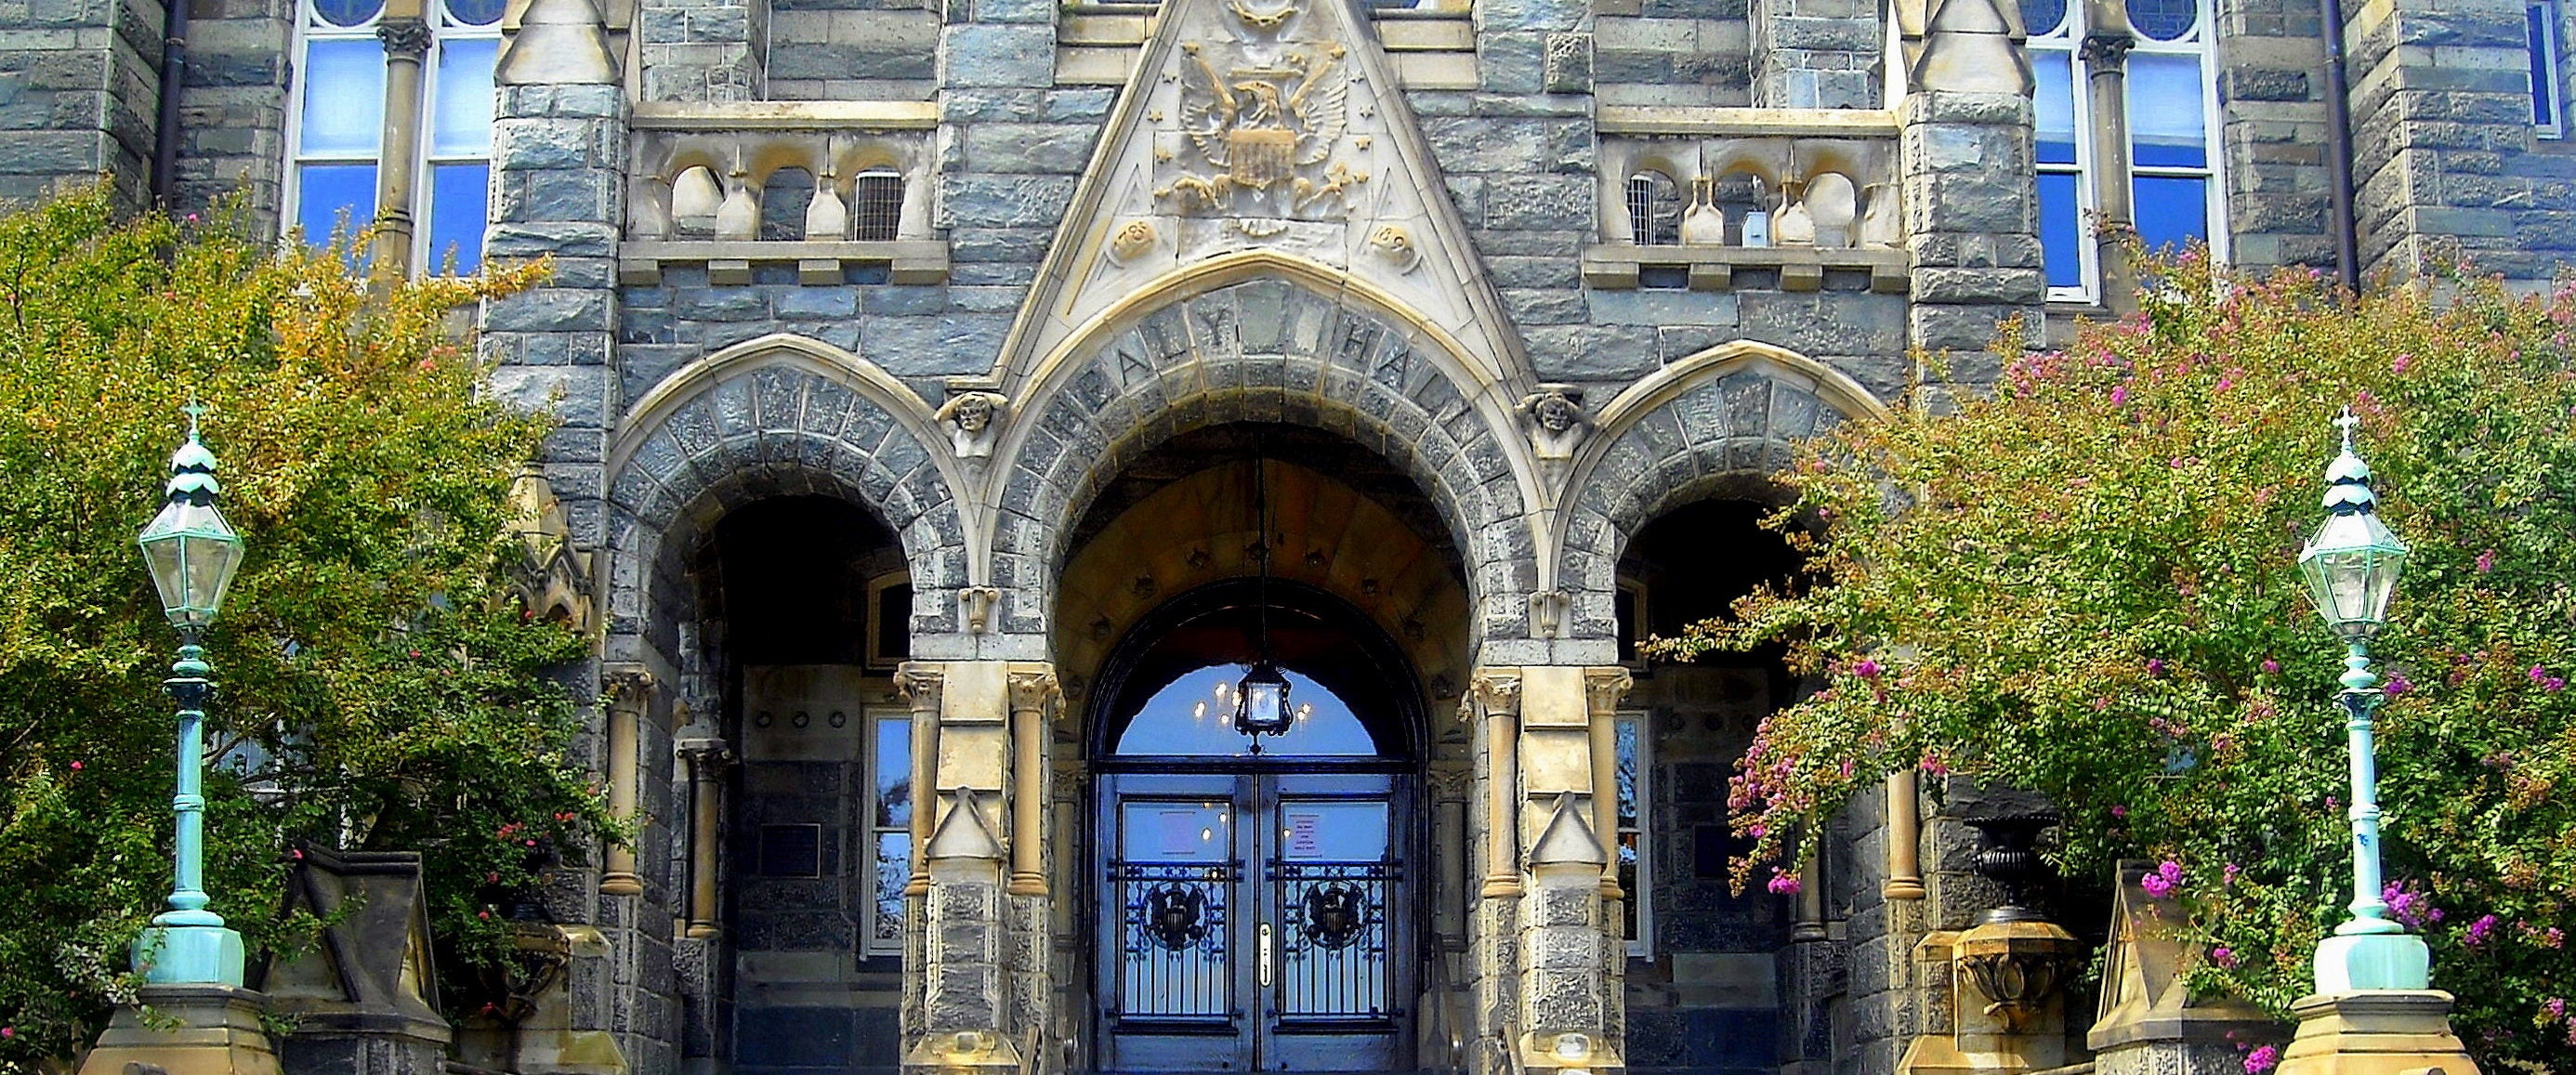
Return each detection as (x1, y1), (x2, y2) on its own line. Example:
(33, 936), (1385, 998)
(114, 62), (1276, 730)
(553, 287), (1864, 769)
(2273, 990), (2479, 1075)
(76, 985), (280, 1075)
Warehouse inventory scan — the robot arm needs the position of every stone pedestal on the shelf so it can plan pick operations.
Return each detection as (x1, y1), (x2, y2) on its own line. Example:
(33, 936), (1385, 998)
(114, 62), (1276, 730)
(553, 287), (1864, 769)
(78, 986), (281, 1075)
(259, 847), (452, 1075)
(2273, 991), (2480, 1075)
(2089, 860), (2284, 1075)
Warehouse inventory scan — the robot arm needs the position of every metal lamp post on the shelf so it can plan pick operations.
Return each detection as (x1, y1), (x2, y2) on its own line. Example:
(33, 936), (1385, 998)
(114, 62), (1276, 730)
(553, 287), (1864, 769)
(132, 407), (248, 985)
(2293, 408), (2428, 994)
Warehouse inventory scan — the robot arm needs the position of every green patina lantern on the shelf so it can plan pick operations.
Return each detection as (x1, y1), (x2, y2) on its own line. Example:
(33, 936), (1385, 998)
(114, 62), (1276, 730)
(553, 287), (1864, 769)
(2296, 408), (2408, 640)
(137, 415), (244, 633)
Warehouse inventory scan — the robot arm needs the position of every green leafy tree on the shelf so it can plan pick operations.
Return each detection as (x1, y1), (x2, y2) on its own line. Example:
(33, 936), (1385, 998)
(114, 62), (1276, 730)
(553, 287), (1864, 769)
(0, 188), (610, 1069)
(1652, 256), (2576, 1067)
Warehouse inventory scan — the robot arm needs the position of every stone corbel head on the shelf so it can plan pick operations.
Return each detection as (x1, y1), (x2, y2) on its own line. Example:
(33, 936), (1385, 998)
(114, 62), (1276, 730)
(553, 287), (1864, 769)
(1518, 385), (1590, 465)
(936, 388), (1009, 461)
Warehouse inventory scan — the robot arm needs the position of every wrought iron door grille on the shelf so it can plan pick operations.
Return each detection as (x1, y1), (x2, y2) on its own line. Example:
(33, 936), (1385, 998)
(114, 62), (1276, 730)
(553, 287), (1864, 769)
(1111, 860), (1240, 1023)
(1269, 860), (1394, 1022)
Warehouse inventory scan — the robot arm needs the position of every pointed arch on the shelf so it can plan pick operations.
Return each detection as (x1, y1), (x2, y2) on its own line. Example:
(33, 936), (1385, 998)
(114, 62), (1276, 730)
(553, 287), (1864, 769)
(1549, 341), (1894, 641)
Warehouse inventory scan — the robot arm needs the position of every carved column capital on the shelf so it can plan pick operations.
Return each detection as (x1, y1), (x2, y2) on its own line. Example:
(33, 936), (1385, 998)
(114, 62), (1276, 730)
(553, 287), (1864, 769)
(1582, 666), (1634, 718)
(895, 662), (945, 711)
(2079, 31), (2135, 64)
(677, 738), (734, 776)
(376, 16), (431, 58)
(603, 665), (656, 712)
(1006, 666), (1060, 715)
(1465, 670), (1523, 720)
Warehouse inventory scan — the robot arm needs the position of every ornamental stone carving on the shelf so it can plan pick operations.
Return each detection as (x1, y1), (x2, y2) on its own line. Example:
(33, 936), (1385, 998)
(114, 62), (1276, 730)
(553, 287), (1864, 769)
(936, 390), (1007, 461)
(1518, 386), (1590, 478)
(1153, 7), (1370, 223)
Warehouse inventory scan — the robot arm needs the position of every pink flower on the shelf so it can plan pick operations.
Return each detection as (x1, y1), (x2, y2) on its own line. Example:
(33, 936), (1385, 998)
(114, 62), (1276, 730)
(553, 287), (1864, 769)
(2211, 946), (2239, 969)
(1767, 871), (1803, 896)
(2393, 353), (2412, 374)
(2465, 913), (2500, 947)
(2110, 385), (2128, 406)
(2138, 859), (2185, 900)
(2385, 673), (2412, 698)
(1853, 659), (1883, 678)
(2476, 549), (2497, 573)
(2, 1027), (13, 1039)
(2109, 805), (2129, 819)
(1920, 754), (1951, 777)
(2545, 997), (2568, 1020)
(2260, 659), (2280, 675)
(2223, 863), (2241, 885)
(68, 761), (81, 770)
(2146, 659), (2166, 675)
(2244, 1044), (2280, 1074)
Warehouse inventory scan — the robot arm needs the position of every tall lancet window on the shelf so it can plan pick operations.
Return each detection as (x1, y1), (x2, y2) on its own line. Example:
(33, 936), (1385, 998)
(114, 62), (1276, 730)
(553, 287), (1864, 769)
(2025, 0), (2224, 300)
(286, 0), (501, 273)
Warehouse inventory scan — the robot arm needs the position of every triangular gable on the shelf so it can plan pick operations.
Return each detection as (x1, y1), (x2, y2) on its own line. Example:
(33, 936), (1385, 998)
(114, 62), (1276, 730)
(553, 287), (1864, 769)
(991, 0), (1530, 387)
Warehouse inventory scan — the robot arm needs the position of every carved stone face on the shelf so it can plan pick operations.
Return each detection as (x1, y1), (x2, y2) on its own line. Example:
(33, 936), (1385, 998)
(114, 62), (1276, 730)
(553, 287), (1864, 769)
(953, 395), (994, 433)
(1534, 394), (1580, 433)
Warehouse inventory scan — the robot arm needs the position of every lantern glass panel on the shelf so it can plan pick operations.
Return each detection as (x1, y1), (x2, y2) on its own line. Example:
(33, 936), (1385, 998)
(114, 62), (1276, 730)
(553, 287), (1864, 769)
(139, 499), (243, 627)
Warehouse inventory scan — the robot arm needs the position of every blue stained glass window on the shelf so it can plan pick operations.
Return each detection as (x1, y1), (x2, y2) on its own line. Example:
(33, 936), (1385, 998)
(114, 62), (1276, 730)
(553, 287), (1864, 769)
(296, 162), (377, 244)
(2128, 53), (2208, 168)
(312, 0), (383, 26)
(299, 39), (386, 156)
(447, 0), (505, 24)
(2020, 0), (2068, 33)
(432, 37), (497, 157)
(2034, 50), (2079, 164)
(2133, 175), (2208, 252)
(2125, 0), (2199, 39)
(2039, 172), (2083, 290)
(427, 164), (488, 274)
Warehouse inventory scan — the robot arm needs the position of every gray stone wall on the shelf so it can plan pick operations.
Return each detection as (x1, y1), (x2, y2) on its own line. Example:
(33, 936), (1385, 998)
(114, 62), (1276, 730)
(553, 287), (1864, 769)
(1595, 0), (1755, 107)
(766, 0), (938, 100)
(0, 0), (163, 206)
(168, 0), (291, 231)
(2216, 0), (2337, 272)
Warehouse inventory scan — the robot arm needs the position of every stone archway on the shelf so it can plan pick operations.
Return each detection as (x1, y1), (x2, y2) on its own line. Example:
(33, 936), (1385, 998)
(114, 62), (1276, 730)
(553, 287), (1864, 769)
(1552, 342), (1891, 643)
(603, 334), (968, 649)
(983, 270), (1544, 649)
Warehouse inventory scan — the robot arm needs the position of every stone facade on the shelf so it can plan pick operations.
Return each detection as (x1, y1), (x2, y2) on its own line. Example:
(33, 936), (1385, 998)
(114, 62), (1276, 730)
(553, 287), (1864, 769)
(12, 0), (2569, 1068)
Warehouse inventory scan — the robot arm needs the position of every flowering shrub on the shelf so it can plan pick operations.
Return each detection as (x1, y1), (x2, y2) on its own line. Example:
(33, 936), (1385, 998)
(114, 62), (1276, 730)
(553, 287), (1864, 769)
(1647, 258), (2576, 1066)
(0, 190), (611, 1069)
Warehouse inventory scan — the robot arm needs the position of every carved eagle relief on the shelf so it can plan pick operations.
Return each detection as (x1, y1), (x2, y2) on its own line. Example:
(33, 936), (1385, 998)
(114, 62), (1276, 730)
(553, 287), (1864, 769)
(1161, 40), (1362, 213)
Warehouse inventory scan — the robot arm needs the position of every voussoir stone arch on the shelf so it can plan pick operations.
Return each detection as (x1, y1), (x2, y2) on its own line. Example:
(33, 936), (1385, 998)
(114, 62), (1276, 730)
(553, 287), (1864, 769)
(987, 269), (1543, 646)
(1553, 341), (1892, 641)
(602, 334), (969, 648)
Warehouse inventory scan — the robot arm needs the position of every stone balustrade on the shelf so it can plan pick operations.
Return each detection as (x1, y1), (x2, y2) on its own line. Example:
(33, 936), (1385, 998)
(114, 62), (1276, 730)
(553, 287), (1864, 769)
(1587, 107), (1908, 293)
(622, 100), (949, 285)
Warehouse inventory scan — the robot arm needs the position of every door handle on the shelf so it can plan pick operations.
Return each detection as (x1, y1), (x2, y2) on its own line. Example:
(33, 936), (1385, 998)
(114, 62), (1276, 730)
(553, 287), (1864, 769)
(1257, 922), (1274, 988)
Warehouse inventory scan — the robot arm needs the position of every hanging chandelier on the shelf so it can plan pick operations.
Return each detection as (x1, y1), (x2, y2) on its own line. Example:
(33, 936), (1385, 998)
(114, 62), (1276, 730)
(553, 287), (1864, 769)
(1233, 446), (1294, 747)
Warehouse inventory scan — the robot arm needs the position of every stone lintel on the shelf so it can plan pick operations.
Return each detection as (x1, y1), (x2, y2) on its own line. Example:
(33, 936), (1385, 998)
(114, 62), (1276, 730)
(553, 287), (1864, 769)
(629, 99), (941, 130)
(1597, 105), (1902, 138)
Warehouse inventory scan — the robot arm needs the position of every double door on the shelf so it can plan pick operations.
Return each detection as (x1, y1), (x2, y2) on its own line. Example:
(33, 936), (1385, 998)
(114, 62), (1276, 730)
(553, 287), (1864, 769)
(1097, 770), (1412, 1074)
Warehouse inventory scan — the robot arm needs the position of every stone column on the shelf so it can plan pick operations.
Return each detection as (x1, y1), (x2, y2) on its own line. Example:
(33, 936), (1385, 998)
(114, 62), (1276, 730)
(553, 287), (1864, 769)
(1883, 769), (1927, 900)
(677, 738), (731, 939)
(1005, 666), (1057, 897)
(599, 668), (652, 897)
(1901, 0), (2043, 387)
(1464, 671), (1523, 1075)
(369, 5), (428, 279)
(1583, 669), (1631, 899)
(1474, 673), (1525, 900)
(1003, 665), (1059, 1068)
(1490, 667), (1632, 1075)
(896, 662), (945, 897)
(2078, 0), (2138, 311)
